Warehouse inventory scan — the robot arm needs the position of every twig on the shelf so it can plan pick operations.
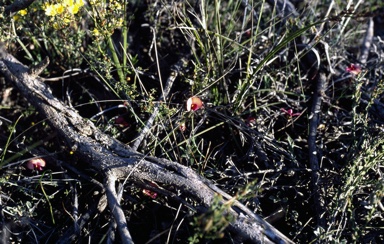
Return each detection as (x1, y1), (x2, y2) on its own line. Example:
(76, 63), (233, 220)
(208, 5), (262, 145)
(266, 0), (299, 18)
(107, 182), (125, 243)
(132, 55), (189, 150)
(240, 0), (260, 26)
(72, 182), (80, 235)
(57, 194), (108, 244)
(105, 174), (133, 244)
(359, 18), (374, 65)
(308, 72), (327, 229)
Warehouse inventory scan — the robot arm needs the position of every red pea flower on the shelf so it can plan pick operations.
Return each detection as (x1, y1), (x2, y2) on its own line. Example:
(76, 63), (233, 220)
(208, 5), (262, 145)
(281, 108), (301, 117)
(245, 116), (256, 127)
(346, 64), (361, 75)
(186, 96), (203, 112)
(27, 158), (46, 171)
(114, 116), (130, 128)
(143, 182), (158, 199)
(142, 189), (158, 199)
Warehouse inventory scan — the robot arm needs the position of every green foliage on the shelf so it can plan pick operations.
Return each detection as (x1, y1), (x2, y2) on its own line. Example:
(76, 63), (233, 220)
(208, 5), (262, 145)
(188, 194), (235, 243)
(319, 75), (384, 242)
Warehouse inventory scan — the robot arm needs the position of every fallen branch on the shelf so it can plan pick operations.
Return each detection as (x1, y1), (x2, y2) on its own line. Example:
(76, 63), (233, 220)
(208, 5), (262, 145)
(0, 44), (293, 243)
(4, 0), (35, 15)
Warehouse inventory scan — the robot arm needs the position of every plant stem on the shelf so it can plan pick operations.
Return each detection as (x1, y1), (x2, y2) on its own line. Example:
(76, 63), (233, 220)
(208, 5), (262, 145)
(107, 35), (125, 83)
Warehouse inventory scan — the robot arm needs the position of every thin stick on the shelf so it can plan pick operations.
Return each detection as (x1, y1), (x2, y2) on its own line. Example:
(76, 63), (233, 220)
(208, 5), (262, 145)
(105, 174), (133, 244)
(132, 55), (189, 150)
(308, 72), (327, 228)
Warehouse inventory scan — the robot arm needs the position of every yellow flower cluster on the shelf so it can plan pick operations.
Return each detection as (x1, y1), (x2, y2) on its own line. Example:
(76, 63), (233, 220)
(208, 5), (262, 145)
(43, 0), (84, 29)
(89, 0), (124, 37)
(13, 9), (28, 21)
(44, 0), (84, 21)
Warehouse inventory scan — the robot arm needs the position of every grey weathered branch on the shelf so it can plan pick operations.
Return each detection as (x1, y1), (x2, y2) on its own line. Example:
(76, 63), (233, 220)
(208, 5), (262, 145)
(0, 45), (293, 243)
(5, 0), (35, 15)
(105, 175), (133, 244)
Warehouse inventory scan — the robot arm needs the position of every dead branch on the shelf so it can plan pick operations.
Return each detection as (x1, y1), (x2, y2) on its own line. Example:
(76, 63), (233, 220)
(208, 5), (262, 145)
(0, 44), (294, 243)
(308, 72), (327, 229)
(105, 174), (133, 244)
(4, 0), (35, 15)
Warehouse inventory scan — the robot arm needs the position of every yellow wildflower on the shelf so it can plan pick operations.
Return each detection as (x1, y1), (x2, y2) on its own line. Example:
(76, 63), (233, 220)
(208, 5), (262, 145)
(64, 0), (84, 15)
(19, 9), (28, 16)
(76, 0), (84, 7)
(45, 4), (56, 16)
(68, 5), (75, 15)
(63, 0), (74, 6)
(69, 4), (81, 14)
(92, 28), (100, 36)
(55, 4), (65, 15)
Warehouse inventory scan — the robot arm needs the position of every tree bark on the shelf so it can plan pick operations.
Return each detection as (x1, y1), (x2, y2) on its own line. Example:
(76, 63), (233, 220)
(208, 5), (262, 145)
(0, 44), (294, 244)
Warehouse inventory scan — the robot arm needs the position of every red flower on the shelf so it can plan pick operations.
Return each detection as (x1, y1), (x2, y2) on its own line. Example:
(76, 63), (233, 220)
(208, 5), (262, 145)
(27, 158), (46, 171)
(245, 117), (256, 127)
(281, 108), (301, 117)
(142, 189), (158, 199)
(346, 64), (361, 75)
(179, 121), (187, 132)
(186, 96), (203, 111)
(114, 116), (130, 128)
(142, 182), (158, 199)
